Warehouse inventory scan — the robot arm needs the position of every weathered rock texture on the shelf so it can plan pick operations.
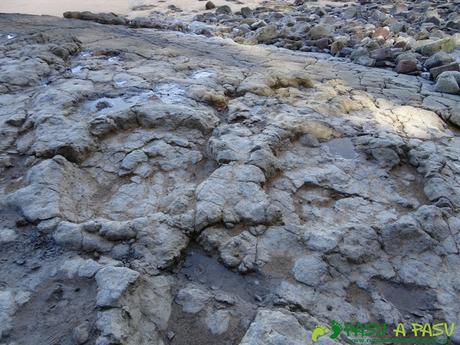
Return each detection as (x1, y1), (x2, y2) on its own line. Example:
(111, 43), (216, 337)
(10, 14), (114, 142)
(0, 11), (459, 345)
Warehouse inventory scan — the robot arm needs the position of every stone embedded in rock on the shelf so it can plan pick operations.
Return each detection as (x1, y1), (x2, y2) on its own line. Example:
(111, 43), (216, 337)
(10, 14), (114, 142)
(0, 228), (18, 243)
(95, 266), (140, 307)
(239, 309), (309, 345)
(53, 221), (83, 250)
(195, 164), (274, 230)
(292, 255), (327, 287)
(175, 285), (211, 313)
(72, 321), (90, 345)
(120, 149), (148, 173)
(205, 310), (231, 335)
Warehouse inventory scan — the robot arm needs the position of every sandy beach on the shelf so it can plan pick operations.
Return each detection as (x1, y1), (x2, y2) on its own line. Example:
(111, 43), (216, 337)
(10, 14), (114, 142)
(0, 0), (268, 17)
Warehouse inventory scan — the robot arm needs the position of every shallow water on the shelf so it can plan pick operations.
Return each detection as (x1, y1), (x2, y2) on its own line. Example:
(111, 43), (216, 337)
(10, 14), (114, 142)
(83, 91), (154, 114)
(190, 70), (214, 80)
(153, 83), (187, 104)
(178, 244), (272, 303)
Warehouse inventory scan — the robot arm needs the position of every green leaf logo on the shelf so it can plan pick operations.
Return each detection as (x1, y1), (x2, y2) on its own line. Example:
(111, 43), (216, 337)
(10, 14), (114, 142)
(311, 325), (330, 342)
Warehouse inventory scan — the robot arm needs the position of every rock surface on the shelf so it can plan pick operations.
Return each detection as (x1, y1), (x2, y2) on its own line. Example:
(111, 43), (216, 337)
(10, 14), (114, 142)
(0, 3), (459, 345)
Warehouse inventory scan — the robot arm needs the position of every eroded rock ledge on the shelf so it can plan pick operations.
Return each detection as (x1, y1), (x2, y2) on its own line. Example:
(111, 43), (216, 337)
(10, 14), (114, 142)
(0, 13), (459, 345)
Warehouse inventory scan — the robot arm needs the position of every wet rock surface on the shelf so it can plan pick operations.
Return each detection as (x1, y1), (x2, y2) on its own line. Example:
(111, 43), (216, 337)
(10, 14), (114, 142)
(0, 3), (459, 345)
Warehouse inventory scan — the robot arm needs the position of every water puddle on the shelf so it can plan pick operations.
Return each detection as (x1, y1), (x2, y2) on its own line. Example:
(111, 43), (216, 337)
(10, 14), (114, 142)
(190, 70), (214, 79)
(83, 91), (154, 114)
(78, 51), (92, 58)
(178, 244), (272, 303)
(325, 137), (357, 159)
(108, 57), (120, 63)
(168, 244), (266, 345)
(153, 83), (187, 104)
(114, 80), (127, 87)
(374, 280), (436, 316)
(71, 65), (84, 74)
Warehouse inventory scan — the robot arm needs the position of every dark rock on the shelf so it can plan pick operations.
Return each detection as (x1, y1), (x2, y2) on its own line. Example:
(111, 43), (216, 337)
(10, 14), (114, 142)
(63, 11), (128, 25)
(307, 25), (333, 40)
(315, 7), (327, 17)
(215, 5), (232, 15)
(240, 7), (253, 18)
(395, 59), (418, 74)
(254, 25), (278, 43)
(430, 62), (460, 80)
(315, 37), (330, 50)
(50, 45), (69, 60)
(331, 40), (346, 55)
(370, 47), (400, 61)
(343, 6), (358, 19)
(435, 71), (460, 94)
(424, 52), (455, 70)
(205, 1), (216, 10)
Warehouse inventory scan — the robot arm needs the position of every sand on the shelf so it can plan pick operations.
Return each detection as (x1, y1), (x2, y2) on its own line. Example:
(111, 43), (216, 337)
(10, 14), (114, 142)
(0, 0), (270, 17)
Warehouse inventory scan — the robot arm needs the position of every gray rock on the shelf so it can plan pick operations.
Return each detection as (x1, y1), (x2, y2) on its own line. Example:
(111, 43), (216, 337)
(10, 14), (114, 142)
(95, 266), (140, 307)
(435, 71), (460, 94)
(382, 215), (437, 255)
(430, 62), (460, 80)
(240, 7), (253, 18)
(120, 150), (148, 173)
(195, 164), (276, 230)
(339, 226), (380, 263)
(343, 6), (358, 19)
(355, 55), (376, 67)
(424, 52), (455, 70)
(292, 255), (327, 287)
(54, 222), (83, 250)
(205, 310), (230, 335)
(175, 285), (211, 313)
(275, 281), (315, 310)
(0, 290), (16, 338)
(0, 228), (18, 243)
(416, 37), (456, 56)
(254, 25), (278, 43)
(215, 5), (231, 15)
(239, 309), (308, 345)
(307, 25), (333, 40)
(72, 321), (90, 345)
(78, 259), (102, 278)
(219, 231), (257, 271)
(63, 11), (128, 25)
